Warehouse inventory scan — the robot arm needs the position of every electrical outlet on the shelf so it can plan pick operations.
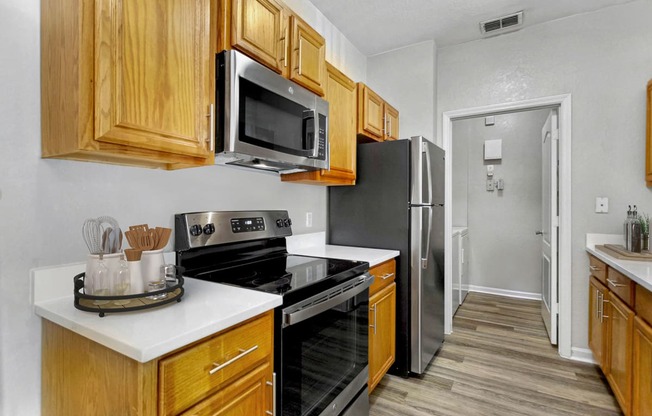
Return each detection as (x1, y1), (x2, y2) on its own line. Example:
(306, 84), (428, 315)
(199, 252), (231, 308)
(496, 179), (504, 190)
(306, 212), (313, 227)
(486, 179), (494, 191)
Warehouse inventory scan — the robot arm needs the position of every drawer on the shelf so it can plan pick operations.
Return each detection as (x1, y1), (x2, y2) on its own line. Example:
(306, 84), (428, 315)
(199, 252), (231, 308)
(636, 284), (652, 326)
(606, 268), (636, 308)
(588, 254), (607, 284)
(369, 259), (396, 295)
(159, 311), (273, 416)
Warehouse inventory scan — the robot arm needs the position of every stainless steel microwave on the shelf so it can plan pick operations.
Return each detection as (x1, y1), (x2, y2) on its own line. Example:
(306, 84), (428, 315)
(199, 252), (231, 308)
(214, 50), (329, 174)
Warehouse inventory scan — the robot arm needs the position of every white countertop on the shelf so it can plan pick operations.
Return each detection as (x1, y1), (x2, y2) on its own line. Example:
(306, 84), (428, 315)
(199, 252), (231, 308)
(586, 233), (652, 292)
(32, 263), (281, 363)
(287, 231), (400, 267)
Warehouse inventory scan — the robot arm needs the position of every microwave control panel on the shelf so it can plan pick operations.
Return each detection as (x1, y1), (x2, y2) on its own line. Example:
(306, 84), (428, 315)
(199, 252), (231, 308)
(318, 114), (326, 159)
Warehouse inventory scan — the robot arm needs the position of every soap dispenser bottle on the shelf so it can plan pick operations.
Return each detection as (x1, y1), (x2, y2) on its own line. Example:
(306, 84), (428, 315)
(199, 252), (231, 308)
(631, 205), (642, 253)
(625, 205), (632, 250)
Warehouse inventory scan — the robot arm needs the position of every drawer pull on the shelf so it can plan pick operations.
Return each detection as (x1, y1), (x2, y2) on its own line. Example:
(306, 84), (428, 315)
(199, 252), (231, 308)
(266, 372), (276, 416)
(380, 273), (394, 280)
(607, 278), (627, 288)
(589, 265), (601, 271)
(209, 345), (258, 375)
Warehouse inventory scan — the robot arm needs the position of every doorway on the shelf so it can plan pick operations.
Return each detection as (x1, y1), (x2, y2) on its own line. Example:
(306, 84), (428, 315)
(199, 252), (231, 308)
(442, 94), (572, 358)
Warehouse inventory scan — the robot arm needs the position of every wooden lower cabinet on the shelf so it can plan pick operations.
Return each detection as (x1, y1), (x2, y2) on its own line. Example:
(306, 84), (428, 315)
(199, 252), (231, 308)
(632, 317), (652, 415)
(606, 292), (635, 415)
(588, 276), (608, 368)
(42, 311), (274, 416)
(368, 259), (397, 393)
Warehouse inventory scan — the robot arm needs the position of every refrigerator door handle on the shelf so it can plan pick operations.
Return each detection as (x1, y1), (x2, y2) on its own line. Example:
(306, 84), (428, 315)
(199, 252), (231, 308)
(424, 142), (433, 205)
(421, 206), (432, 269)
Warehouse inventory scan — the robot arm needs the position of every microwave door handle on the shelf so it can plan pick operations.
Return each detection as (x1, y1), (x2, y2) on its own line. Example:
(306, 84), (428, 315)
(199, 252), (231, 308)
(303, 109), (319, 158)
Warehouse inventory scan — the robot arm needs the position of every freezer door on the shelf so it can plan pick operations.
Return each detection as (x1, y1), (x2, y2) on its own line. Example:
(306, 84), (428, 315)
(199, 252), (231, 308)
(410, 204), (445, 374)
(410, 137), (445, 205)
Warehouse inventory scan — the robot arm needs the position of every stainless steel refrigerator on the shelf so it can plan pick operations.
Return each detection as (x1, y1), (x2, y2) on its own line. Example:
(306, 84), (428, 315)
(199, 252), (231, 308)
(328, 136), (445, 376)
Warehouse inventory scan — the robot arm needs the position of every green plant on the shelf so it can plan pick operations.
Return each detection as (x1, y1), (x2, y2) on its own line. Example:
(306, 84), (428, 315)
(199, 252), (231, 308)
(639, 213), (650, 235)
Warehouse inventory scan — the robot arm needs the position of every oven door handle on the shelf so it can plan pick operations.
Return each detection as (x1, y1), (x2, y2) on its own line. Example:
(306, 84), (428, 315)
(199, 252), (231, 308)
(303, 109), (320, 159)
(283, 273), (373, 327)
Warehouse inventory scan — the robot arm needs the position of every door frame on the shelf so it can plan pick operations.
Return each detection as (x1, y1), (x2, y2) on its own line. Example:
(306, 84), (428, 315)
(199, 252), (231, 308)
(442, 94), (572, 359)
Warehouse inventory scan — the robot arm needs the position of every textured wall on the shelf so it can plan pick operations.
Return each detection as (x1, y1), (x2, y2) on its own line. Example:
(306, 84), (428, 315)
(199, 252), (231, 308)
(0, 0), (365, 413)
(453, 110), (550, 294)
(367, 41), (436, 141)
(438, 0), (652, 351)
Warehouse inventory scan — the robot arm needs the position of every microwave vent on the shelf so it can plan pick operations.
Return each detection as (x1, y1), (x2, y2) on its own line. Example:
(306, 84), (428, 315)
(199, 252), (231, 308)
(480, 11), (523, 36)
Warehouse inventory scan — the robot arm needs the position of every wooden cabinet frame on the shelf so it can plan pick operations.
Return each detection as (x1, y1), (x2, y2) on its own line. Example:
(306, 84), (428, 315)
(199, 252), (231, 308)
(646, 80), (652, 186)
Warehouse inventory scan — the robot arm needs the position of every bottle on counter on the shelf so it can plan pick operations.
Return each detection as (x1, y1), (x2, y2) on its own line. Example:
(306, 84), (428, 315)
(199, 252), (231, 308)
(631, 205), (642, 253)
(625, 205), (632, 251)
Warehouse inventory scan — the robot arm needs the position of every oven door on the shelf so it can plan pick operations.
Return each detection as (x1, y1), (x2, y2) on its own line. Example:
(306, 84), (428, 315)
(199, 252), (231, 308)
(281, 274), (372, 416)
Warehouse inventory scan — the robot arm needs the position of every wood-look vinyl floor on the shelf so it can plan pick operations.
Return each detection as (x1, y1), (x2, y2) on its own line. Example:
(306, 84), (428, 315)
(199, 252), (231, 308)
(369, 292), (622, 416)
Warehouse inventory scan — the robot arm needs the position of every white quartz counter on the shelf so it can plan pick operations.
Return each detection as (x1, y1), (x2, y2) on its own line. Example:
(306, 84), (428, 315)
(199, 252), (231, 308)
(586, 233), (652, 292)
(32, 263), (281, 363)
(290, 245), (399, 267)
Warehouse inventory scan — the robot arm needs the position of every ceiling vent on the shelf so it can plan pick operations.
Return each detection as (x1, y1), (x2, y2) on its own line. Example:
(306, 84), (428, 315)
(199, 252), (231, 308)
(480, 11), (523, 36)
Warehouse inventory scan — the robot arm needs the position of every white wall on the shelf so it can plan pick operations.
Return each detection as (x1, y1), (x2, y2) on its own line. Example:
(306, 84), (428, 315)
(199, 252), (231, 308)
(454, 110), (549, 294)
(367, 41), (436, 141)
(0, 0), (366, 413)
(438, 0), (652, 351)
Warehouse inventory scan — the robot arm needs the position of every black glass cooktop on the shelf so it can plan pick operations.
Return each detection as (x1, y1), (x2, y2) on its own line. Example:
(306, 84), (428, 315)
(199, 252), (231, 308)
(187, 254), (369, 300)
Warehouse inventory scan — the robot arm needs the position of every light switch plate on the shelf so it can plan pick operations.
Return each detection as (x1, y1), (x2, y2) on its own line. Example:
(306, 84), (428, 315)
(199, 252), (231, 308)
(487, 165), (494, 177)
(595, 197), (608, 213)
(486, 179), (495, 191)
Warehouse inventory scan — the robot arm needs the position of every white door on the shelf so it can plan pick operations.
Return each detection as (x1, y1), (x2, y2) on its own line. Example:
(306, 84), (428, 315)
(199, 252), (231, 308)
(540, 109), (559, 345)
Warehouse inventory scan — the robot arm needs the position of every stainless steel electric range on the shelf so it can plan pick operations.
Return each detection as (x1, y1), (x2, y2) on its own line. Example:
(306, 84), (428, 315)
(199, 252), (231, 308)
(175, 210), (372, 416)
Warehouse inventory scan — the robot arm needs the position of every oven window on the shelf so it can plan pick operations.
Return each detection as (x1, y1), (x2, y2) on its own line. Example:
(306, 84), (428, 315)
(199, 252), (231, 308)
(239, 78), (314, 156)
(282, 292), (368, 416)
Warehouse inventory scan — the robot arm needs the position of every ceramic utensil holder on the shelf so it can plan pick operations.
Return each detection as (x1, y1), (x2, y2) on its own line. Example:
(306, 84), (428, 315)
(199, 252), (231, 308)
(140, 249), (165, 286)
(128, 260), (144, 294)
(84, 253), (121, 294)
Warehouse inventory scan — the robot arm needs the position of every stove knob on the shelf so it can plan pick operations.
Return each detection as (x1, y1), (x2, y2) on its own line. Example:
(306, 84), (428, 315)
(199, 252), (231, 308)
(189, 224), (203, 236)
(203, 223), (215, 235)
(284, 218), (291, 227)
(276, 219), (284, 228)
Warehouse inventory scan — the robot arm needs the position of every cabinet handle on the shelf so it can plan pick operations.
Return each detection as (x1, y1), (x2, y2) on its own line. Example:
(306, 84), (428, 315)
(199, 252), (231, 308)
(380, 273), (394, 280)
(369, 304), (377, 335)
(282, 32), (288, 68)
(297, 43), (302, 75)
(601, 296), (610, 322)
(589, 265), (600, 271)
(209, 345), (258, 375)
(388, 117), (392, 139)
(607, 278), (627, 288)
(265, 372), (276, 416)
(207, 104), (215, 152)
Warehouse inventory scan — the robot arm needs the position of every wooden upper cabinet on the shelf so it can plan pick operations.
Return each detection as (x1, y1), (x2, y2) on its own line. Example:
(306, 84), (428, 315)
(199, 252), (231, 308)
(356, 82), (399, 142)
(281, 62), (356, 186)
(384, 102), (399, 141)
(41, 0), (215, 169)
(288, 14), (326, 96)
(646, 80), (652, 186)
(230, 0), (286, 74)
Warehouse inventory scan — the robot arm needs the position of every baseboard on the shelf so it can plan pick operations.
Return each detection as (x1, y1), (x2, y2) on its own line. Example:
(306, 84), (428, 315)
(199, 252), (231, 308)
(569, 347), (596, 364)
(467, 285), (542, 301)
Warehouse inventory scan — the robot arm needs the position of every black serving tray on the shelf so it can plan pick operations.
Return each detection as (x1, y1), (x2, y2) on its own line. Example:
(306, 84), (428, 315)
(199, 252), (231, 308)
(73, 272), (184, 317)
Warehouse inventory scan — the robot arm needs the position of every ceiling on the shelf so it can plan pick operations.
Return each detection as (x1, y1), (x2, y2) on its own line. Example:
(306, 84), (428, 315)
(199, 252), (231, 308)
(306, 0), (637, 56)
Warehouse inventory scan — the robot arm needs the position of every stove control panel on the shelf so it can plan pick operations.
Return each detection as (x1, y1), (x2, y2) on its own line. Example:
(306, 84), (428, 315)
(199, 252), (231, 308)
(231, 217), (265, 233)
(175, 210), (293, 250)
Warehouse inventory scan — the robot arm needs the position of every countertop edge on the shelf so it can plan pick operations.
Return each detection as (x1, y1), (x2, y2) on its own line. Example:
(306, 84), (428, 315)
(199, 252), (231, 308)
(289, 245), (400, 267)
(585, 245), (652, 293)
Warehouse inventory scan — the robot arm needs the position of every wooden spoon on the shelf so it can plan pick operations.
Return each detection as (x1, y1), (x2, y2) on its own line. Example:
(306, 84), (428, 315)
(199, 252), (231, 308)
(139, 232), (154, 251)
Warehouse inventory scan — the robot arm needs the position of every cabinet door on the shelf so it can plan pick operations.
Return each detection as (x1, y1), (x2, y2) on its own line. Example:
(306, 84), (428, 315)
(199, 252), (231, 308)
(646, 80), (652, 186)
(369, 282), (396, 393)
(94, 0), (214, 159)
(289, 14), (326, 96)
(633, 316), (652, 416)
(384, 102), (399, 141)
(606, 292), (635, 415)
(231, 0), (285, 74)
(280, 62), (356, 185)
(180, 363), (272, 416)
(589, 277), (608, 368)
(357, 83), (385, 141)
